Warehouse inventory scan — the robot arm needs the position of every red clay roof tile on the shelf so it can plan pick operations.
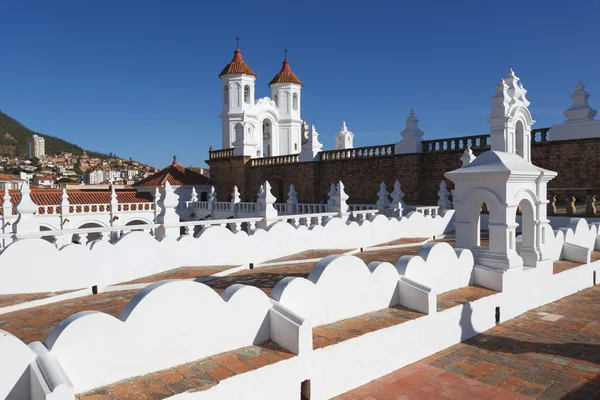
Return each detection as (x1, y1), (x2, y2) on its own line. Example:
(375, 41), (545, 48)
(219, 48), (256, 78)
(269, 58), (302, 87)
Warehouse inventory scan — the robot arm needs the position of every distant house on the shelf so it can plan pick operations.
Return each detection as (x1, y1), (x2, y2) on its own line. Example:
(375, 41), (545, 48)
(33, 174), (54, 188)
(0, 174), (24, 190)
(134, 156), (213, 204)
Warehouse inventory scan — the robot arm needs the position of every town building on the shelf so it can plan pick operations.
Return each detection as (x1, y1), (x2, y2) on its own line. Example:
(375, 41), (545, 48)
(26, 134), (45, 159)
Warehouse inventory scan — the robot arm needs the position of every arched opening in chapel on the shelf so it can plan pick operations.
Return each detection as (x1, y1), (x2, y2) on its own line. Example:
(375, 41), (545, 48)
(125, 219), (152, 235)
(515, 198), (535, 266)
(73, 222), (104, 244)
(470, 201), (491, 250)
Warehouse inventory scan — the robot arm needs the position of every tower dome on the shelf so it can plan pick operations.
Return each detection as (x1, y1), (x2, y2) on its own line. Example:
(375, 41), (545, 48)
(269, 57), (302, 87)
(219, 47), (256, 78)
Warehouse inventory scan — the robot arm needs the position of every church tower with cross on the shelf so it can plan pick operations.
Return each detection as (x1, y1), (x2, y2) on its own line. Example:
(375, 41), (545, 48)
(219, 40), (303, 158)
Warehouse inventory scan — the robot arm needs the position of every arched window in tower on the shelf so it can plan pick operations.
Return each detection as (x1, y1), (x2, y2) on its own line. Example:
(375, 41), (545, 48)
(274, 94), (279, 107)
(293, 93), (298, 111)
(224, 86), (229, 105)
(515, 120), (524, 159)
(244, 85), (250, 104)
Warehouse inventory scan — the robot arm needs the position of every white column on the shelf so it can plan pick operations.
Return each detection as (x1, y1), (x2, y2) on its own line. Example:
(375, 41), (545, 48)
(13, 182), (38, 234)
(156, 181), (181, 239)
(256, 182), (278, 229)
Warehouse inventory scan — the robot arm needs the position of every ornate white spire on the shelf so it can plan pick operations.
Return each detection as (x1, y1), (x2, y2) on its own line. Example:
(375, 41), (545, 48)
(208, 186), (217, 202)
(299, 125), (323, 162)
(376, 182), (390, 210)
(395, 109), (425, 154)
(335, 121), (354, 149)
(231, 186), (241, 203)
(460, 147), (476, 167)
(390, 180), (405, 210)
(437, 181), (452, 211)
(190, 187), (198, 203)
(564, 81), (597, 122)
(286, 184), (298, 205)
(400, 109), (424, 140)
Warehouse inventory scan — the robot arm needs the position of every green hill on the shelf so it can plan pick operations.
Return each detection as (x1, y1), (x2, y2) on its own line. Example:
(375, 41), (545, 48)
(0, 110), (110, 159)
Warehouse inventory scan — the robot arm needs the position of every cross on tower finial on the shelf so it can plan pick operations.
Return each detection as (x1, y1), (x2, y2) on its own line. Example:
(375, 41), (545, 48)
(284, 47), (288, 59)
(235, 36), (240, 48)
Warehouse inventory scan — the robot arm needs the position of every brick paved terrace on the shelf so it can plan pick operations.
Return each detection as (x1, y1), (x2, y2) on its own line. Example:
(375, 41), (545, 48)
(77, 341), (294, 400)
(334, 285), (600, 400)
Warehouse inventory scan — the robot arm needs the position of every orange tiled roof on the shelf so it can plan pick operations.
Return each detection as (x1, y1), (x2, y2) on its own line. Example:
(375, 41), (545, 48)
(0, 189), (154, 215)
(134, 157), (212, 187)
(269, 58), (302, 87)
(219, 48), (256, 78)
(0, 174), (24, 181)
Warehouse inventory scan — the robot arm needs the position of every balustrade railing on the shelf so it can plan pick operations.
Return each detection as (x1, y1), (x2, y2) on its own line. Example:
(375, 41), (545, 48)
(348, 204), (378, 211)
(209, 148), (234, 160)
(422, 128), (551, 154)
(531, 127), (550, 144)
(69, 204), (111, 214)
(422, 135), (490, 153)
(320, 144), (395, 161)
(235, 202), (258, 213)
(117, 203), (153, 212)
(37, 205), (62, 215)
(546, 188), (600, 217)
(250, 154), (298, 167)
(405, 205), (440, 218)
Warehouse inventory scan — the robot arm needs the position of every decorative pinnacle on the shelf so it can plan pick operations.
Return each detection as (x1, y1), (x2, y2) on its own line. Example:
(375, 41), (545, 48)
(409, 109), (415, 116)
(342, 121), (347, 131)
(576, 80), (584, 91)
(284, 47), (288, 60)
(235, 36), (240, 48)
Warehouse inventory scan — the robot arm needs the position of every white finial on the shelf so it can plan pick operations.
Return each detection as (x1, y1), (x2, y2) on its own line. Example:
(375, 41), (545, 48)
(299, 124), (324, 161)
(460, 146), (476, 167)
(2, 187), (13, 216)
(208, 186), (217, 202)
(564, 80), (597, 122)
(231, 186), (241, 203)
(16, 181), (37, 215)
(400, 109), (424, 140)
(110, 184), (118, 203)
(160, 181), (179, 209)
(335, 181), (349, 215)
(342, 121), (347, 131)
(437, 181), (452, 211)
(327, 183), (337, 207)
(376, 182), (390, 210)
(390, 180), (405, 210)
(286, 184), (298, 205)
(190, 187), (198, 202)
(61, 187), (69, 206)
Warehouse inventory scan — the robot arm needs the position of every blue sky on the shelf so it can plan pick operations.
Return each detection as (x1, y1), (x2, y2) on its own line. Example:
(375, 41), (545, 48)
(1, 1), (598, 168)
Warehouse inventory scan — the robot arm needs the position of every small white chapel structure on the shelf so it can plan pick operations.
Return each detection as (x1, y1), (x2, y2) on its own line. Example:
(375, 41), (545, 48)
(446, 69), (558, 288)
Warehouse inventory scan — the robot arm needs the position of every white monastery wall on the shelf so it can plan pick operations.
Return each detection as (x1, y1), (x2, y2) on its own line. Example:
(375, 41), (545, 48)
(0, 211), (455, 295)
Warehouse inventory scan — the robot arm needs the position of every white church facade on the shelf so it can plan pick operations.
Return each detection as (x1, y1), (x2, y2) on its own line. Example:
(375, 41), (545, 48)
(219, 47), (304, 158)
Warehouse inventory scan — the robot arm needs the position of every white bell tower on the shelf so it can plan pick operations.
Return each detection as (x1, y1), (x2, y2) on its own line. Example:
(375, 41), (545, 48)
(269, 49), (303, 155)
(219, 42), (257, 153)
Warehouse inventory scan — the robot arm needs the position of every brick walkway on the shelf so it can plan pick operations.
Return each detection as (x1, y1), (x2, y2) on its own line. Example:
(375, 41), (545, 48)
(313, 306), (423, 350)
(77, 341), (294, 400)
(0, 289), (139, 343)
(438, 286), (498, 312)
(553, 251), (600, 274)
(264, 248), (351, 263)
(205, 262), (316, 295)
(0, 289), (80, 309)
(121, 265), (237, 285)
(336, 285), (600, 399)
